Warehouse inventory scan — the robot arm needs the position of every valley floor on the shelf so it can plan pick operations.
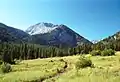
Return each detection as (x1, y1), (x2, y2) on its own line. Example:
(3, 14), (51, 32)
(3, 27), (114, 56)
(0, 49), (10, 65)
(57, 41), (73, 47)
(1, 52), (120, 82)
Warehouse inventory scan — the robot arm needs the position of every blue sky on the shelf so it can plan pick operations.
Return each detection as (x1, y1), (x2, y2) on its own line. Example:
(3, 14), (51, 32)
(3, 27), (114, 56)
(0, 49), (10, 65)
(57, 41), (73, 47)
(0, 0), (120, 40)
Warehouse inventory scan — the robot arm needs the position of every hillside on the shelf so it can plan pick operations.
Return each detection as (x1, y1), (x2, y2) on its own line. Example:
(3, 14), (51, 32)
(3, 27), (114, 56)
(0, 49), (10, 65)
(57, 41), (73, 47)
(99, 31), (120, 44)
(0, 23), (30, 43)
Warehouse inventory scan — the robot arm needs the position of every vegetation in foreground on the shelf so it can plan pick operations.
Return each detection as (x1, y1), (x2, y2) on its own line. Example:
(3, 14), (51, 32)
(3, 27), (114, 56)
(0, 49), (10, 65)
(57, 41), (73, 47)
(0, 52), (120, 82)
(0, 58), (65, 82)
(75, 56), (93, 70)
(45, 52), (120, 82)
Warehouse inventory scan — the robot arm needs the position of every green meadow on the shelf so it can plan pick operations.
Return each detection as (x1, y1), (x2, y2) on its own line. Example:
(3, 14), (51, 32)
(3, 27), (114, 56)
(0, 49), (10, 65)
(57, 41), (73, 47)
(1, 52), (120, 82)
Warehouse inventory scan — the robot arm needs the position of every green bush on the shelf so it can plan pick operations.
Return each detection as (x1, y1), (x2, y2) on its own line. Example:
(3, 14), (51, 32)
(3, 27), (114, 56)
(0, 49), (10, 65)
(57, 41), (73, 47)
(90, 50), (101, 56)
(75, 56), (93, 70)
(1, 63), (12, 73)
(101, 49), (115, 56)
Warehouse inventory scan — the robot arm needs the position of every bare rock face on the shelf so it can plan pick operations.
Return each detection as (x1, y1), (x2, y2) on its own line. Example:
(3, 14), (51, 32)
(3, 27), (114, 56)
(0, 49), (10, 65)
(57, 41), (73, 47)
(26, 22), (92, 47)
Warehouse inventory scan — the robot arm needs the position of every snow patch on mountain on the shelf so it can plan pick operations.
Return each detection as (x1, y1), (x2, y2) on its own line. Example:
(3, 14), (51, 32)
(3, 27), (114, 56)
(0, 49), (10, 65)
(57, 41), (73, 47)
(26, 22), (59, 35)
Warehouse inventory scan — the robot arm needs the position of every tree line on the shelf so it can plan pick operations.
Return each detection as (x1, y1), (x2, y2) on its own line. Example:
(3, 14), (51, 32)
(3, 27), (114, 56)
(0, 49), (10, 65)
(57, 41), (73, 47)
(0, 43), (92, 64)
(92, 40), (120, 51)
(0, 40), (120, 64)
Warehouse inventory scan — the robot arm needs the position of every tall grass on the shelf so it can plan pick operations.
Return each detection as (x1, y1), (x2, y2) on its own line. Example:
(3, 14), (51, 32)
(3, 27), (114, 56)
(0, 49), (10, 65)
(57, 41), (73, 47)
(0, 58), (65, 82)
(1, 52), (120, 82)
(46, 52), (120, 82)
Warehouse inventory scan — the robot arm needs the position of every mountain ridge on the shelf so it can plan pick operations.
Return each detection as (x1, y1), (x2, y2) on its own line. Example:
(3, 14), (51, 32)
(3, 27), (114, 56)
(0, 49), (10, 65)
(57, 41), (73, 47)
(27, 22), (92, 47)
(0, 22), (92, 47)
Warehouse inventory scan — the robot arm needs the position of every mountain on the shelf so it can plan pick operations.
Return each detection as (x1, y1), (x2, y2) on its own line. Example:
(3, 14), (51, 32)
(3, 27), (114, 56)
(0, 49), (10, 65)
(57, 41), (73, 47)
(0, 22), (92, 47)
(91, 40), (100, 44)
(0, 23), (30, 43)
(97, 31), (120, 45)
(103, 31), (120, 41)
(26, 22), (92, 47)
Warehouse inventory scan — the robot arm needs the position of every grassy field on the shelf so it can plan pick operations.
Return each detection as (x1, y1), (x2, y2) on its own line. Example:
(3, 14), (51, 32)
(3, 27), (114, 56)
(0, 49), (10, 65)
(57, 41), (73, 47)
(45, 52), (120, 82)
(1, 52), (120, 82)
(0, 58), (65, 82)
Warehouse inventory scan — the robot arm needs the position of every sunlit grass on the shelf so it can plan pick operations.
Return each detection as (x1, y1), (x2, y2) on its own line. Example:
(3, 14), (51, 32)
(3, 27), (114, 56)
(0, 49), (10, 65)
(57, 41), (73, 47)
(0, 58), (65, 82)
(45, 52), (120, 82)
(1, 52), (120, 82)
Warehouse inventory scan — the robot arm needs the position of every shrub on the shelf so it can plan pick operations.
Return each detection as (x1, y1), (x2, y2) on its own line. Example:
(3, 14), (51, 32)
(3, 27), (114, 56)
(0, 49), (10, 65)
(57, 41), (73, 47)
(1, 63), (12, 73)
(101, 49), (115, 56)
(90, 50), (101, 56)
(75, 56), (93, 70)
(0, 60), (2, 65)
(59, 59), (64, 62)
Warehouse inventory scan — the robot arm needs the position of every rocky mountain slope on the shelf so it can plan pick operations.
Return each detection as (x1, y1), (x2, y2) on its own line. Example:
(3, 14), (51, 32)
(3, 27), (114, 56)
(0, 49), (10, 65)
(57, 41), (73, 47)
(26, 22), (92, 47)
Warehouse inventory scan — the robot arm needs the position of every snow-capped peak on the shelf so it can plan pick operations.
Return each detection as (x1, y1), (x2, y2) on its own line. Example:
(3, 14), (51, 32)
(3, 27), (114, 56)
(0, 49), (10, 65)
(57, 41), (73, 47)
(26, 22), (59, 35)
